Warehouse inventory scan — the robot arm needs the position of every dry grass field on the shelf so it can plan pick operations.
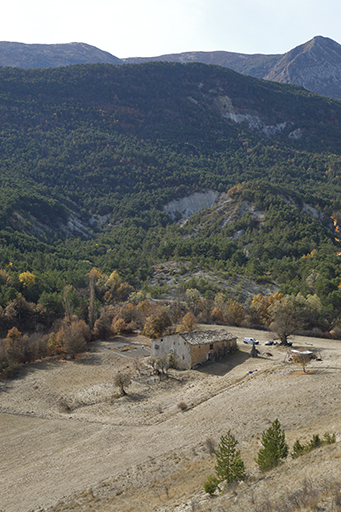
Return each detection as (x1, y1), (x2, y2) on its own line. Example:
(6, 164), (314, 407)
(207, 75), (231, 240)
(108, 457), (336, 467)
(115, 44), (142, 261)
(1, 326), (341, 511)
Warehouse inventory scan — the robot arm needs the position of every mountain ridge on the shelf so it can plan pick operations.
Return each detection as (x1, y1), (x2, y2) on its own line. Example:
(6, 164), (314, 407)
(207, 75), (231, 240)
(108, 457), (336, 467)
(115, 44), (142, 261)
(0, 41), (121, 68)
(2, 36), (341, 99)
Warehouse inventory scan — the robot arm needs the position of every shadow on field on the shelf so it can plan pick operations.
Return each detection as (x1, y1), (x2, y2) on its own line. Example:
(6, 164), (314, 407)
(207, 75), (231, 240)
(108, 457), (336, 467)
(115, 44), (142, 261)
(13, 358), (58, 380)
(196, 349), (250, 376)
(75, 352), (104, 366)
(124, 392), (148, 402)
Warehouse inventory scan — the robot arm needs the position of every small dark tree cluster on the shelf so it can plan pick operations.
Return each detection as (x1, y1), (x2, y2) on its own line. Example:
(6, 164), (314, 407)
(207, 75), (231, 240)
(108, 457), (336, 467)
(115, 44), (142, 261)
(292, 432), (336, 459)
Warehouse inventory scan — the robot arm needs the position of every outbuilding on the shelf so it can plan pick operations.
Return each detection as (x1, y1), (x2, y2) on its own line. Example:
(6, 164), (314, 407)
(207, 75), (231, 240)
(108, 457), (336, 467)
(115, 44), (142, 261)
(151, 329), (237, 369)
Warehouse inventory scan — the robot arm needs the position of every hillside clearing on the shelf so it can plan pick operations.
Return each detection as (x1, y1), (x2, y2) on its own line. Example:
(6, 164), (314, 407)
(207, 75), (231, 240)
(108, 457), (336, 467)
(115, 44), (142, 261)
(1, 326), (341, 511)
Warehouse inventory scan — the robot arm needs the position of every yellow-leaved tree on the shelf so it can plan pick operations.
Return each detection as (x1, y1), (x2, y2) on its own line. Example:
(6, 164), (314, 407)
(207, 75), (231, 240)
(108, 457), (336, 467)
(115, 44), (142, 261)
(19, 271), (36, 287)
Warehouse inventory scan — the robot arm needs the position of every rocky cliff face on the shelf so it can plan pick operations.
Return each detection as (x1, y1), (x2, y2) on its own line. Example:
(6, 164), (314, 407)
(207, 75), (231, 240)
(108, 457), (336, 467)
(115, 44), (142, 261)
(264, 36), (341, 99)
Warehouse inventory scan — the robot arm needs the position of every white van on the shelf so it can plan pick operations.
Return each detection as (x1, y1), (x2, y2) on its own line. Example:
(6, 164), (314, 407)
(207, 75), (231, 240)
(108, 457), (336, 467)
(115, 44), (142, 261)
(243, 337), (259, 344)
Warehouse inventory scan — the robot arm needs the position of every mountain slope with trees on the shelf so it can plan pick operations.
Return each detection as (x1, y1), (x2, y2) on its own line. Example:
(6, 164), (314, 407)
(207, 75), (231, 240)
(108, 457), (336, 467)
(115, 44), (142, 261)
(0, 61), (341, 341)
(125, 36), (341, 100)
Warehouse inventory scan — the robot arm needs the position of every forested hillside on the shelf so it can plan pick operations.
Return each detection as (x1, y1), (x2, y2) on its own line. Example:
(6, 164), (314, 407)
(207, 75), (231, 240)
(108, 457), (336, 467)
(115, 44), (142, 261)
(1, 61), (341, 342)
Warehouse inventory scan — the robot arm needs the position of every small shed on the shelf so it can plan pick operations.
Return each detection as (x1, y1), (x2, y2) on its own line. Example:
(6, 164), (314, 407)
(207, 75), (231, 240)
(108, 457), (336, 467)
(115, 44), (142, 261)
(151, 329), (237, 369)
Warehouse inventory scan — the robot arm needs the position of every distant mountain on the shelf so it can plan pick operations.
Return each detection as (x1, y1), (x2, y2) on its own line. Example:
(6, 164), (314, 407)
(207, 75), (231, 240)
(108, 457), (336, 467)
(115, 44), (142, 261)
(0, 41), (122, 68)
(123, 51), (281, 79)
(2, 37), (341, 98)
(124, 36), (341, 100)
(264, 36), (341, 99)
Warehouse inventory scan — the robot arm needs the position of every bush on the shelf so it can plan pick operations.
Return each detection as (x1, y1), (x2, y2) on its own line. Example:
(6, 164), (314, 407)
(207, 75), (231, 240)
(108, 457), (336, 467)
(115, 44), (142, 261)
(292, 432), (336, 459)
(203, 474), (219, 495)
(256, 419), (288, 472)
(177, 401), (187, 411)
(114, 372), (132, 396)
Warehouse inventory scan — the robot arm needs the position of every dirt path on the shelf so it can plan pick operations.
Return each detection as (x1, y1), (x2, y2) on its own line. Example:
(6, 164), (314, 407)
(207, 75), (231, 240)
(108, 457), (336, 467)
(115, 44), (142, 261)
(1, 328), (341, 511)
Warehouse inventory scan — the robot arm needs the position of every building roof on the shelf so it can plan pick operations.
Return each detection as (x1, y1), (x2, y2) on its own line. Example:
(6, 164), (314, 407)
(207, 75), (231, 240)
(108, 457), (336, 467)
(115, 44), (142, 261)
(179, 329), (236, 346)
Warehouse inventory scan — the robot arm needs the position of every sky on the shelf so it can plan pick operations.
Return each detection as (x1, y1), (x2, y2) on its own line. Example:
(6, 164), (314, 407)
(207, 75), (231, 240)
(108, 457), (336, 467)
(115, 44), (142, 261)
(2, 0), (341, 58)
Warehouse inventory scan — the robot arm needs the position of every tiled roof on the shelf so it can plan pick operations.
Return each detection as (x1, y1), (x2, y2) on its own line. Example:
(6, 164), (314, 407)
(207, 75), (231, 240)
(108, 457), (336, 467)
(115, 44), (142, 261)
(180, 329), (236, 345)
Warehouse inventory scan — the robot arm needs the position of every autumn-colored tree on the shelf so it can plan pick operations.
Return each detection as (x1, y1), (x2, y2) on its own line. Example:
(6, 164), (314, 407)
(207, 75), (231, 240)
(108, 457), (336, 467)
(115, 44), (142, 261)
(225, 300), (245, 325)
(251, 293), (284, 325)
(143, 308), (172, 339)
(103, 271), (134, 302)
(92, 305), (119, 339)
(112, 317), (127, 335)
(210, 307), (224, 324)
(137, 300), (155, 317)
(181, 312), (197, 331)
(0, 269), (11, 286)
(4, 293), (37, 329)
(5, 326), (23, 361)
(106, 270), (122, 292)
(58, 320), (89, 357)
(292, 352), (312, 373)
(19, 271), (36, 288)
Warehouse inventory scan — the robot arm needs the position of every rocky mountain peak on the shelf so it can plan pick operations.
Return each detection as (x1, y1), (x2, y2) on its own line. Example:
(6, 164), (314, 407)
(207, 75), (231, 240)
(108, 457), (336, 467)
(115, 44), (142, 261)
(264, 36), (341, 98)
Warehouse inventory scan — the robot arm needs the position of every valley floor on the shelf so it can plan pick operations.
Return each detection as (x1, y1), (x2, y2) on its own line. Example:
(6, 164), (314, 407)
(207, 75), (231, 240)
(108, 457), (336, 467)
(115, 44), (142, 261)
(1, 326), (341, 511)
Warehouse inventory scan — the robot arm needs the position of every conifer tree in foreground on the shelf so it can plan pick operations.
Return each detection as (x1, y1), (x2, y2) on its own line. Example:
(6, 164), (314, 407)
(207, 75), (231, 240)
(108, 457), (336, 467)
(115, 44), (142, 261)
(204, 430), (245, 494)
(256, 419), (288, 472)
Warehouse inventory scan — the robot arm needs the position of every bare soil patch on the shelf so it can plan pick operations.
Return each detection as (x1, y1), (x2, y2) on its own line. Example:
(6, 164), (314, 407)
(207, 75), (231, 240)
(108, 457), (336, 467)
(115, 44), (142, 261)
(1, 327), (341, 511)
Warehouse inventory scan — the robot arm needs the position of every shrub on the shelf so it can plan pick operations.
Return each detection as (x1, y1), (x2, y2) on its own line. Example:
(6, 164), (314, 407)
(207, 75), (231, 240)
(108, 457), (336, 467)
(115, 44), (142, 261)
(205, 437), (217, 456)
(203, 474), (219, 495)
(292, 432), (336, 459)
(177, 401), (187, 411)
(256, 419), (288, 472)
(114, 372), (132, 396)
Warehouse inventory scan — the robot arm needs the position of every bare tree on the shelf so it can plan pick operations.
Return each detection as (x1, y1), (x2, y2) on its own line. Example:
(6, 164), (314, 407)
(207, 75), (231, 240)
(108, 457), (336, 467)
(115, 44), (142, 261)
(292, 352), (312, 372)
(269, 295), (304, 345)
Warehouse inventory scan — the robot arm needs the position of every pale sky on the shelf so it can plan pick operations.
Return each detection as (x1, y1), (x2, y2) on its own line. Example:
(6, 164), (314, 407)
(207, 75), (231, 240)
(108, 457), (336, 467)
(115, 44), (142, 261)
(2, 0), (341, 58)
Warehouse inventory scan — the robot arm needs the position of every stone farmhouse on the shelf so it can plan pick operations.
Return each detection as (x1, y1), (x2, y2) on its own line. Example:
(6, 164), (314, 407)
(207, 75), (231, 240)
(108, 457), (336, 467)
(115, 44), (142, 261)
(151, 329), (237, 369)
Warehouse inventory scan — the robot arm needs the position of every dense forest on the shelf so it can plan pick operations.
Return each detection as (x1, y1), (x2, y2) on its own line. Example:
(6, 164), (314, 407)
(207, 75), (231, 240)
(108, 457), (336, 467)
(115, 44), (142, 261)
(1, 61), (341, 366)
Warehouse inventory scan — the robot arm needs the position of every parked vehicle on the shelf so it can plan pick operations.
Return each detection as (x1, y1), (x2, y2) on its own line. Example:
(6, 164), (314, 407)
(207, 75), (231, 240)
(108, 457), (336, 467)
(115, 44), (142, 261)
(243, 337), (259, 344)
(265, 340), (274, 345)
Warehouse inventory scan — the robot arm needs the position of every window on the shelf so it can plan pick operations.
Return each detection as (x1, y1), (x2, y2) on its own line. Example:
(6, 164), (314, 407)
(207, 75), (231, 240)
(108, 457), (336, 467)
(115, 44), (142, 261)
(210, 344), (213, 350)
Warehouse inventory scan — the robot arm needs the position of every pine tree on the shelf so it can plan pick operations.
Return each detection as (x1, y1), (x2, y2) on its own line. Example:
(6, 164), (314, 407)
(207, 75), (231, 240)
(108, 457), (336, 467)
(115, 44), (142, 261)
(214, 430), (246, 485)
(256, 419), (288, 472)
